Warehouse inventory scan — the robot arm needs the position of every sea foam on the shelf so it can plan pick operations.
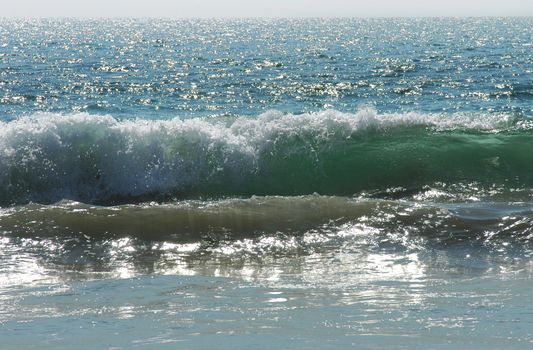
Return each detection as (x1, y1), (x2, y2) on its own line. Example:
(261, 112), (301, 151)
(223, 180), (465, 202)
(0, 109), (530, 206)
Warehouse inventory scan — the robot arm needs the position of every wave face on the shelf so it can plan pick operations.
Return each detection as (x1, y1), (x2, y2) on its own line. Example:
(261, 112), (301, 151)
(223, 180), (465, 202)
(1, 109), (532, 206)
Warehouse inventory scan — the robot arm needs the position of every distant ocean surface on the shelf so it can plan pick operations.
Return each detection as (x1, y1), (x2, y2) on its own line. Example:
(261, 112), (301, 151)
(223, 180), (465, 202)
(1, 18), (532, 349)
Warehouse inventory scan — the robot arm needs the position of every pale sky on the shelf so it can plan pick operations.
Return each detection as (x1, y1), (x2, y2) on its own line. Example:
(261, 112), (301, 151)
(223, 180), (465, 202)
(2, 0), (533, 18)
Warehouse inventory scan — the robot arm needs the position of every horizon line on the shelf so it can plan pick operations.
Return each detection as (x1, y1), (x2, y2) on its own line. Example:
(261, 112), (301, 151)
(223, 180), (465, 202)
(1, 15), (532, 20)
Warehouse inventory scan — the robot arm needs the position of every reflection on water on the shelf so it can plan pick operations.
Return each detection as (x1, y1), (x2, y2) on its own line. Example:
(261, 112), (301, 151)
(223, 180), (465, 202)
(1, 198), (532, 349)
(1, 200), (532, 286)
(1, 215), (531, 288)
(1, 240), (531, 349)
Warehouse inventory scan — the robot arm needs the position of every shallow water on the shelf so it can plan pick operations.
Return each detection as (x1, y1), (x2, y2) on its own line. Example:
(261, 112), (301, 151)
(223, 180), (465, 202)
(2, 271), (532, 349)
(0, 18), (532, 349)
(1, 195), (532, 348)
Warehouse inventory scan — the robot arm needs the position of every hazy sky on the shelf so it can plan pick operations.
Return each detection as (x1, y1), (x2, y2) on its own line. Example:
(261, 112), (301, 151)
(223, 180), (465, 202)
(2, 0), (533, 18)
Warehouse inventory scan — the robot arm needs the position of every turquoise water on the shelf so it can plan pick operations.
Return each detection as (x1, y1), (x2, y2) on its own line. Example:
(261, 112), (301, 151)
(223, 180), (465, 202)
(0, 18), (532, 349)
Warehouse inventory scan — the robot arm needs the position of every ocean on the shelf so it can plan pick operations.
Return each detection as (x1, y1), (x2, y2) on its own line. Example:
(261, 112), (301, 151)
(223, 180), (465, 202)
(0, 18), (532, 349)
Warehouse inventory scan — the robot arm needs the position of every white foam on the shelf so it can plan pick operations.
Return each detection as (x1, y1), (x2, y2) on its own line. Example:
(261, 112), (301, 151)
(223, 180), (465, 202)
(0, 109), (522, 204)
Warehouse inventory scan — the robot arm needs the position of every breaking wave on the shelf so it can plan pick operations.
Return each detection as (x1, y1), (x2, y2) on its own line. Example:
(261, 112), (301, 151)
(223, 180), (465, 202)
(1, 109), (532, 206)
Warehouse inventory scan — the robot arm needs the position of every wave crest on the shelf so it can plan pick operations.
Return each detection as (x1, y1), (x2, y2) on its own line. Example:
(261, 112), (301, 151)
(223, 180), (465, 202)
(0, 109), (531, 206)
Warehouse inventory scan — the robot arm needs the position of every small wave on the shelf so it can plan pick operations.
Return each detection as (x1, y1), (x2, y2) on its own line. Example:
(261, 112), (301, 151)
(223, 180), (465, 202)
(0, 109), (531, 206)
(1, 196), (532, 245)
(0, 196), (374, 239)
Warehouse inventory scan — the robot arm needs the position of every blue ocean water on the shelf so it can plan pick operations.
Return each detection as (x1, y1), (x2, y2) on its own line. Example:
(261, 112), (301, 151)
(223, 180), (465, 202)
(1, 18), (531, 119)
(0, 18), (532, 349)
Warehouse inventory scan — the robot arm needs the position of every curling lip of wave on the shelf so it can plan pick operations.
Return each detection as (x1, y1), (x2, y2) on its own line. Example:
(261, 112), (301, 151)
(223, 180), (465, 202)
(0, 109), (531, 206)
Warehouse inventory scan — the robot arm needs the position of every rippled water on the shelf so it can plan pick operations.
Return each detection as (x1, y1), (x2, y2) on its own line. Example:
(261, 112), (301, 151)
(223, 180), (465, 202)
(1, 18), (531, 119)
(1, 18), (532, 349)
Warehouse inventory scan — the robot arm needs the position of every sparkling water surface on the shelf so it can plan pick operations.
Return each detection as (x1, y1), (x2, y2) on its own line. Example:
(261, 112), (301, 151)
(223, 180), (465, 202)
(1, 18), (531, 120)
(0, 18), (532, 349)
